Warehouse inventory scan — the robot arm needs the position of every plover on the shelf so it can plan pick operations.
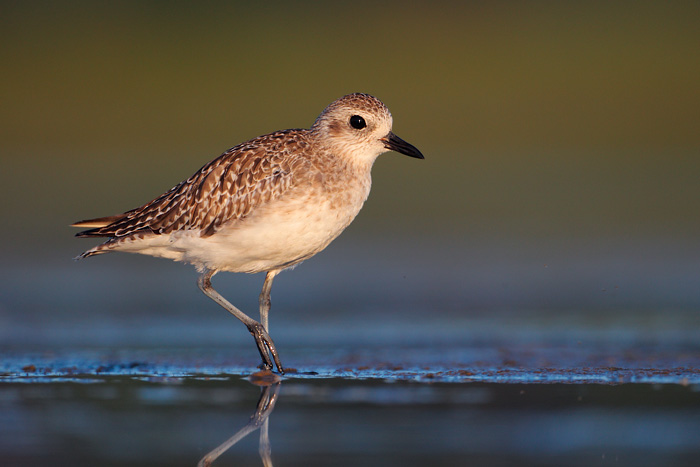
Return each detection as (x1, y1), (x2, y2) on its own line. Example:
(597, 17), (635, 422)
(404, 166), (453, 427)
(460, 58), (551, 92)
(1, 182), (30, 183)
(73, 93), (424, 373)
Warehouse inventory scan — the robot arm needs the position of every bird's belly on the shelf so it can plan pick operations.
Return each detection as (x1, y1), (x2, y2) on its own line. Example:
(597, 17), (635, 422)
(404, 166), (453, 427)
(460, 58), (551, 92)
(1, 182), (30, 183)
(169, 192), (364, 273)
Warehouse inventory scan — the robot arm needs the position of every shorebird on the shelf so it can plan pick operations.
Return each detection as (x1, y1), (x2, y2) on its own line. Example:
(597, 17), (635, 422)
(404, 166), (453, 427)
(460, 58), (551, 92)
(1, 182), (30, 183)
(73, 93), (424, 373)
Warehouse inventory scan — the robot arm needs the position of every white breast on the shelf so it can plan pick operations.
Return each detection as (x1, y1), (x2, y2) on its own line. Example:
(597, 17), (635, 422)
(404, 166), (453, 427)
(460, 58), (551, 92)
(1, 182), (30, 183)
(151, 175), (371, 273)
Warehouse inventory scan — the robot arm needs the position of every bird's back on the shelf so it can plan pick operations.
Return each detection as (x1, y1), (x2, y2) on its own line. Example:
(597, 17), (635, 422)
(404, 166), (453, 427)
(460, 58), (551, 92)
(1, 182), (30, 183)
(74, 129), (313, 257)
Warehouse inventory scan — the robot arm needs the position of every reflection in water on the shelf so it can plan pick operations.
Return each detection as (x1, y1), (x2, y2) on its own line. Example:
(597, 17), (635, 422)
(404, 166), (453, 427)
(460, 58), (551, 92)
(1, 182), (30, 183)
(198, 381), (281, 467)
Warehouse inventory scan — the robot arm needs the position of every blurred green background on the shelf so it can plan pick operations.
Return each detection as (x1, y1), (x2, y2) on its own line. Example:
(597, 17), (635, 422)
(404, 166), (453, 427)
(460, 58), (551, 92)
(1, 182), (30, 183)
(1, 1), (699, 345)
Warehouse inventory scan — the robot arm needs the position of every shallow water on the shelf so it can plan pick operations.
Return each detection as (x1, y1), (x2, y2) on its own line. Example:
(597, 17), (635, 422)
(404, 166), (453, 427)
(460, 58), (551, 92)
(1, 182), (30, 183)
(3, 375), (700, 467)
(2, 247), (700, 465)
(2, 335), (700, 467)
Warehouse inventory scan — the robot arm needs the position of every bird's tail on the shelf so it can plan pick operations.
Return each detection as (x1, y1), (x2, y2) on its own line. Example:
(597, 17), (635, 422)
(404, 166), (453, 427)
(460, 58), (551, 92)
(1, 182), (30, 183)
(73, 245), (111, 261)
(71, 215), (125, 260)
(71, 215), (124, 230)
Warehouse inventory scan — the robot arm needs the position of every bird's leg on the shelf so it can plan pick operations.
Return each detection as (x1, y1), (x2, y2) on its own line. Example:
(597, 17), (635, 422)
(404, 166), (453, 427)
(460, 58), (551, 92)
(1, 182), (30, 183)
(197, 383), (280, 467)
(259, 417), (272, 467)
(197, 269), (284, 373)
(259, 270), (279, 332)
(256, 270), (279, 371)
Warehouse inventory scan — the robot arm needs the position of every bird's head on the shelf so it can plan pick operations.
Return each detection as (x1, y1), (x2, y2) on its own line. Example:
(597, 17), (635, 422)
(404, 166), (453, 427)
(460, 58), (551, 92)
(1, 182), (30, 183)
(311, 93), (424, 166)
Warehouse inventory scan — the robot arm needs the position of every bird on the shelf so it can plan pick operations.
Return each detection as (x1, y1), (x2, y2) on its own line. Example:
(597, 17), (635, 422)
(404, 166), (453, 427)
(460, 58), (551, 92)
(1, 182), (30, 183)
(72, 92), (424, 373)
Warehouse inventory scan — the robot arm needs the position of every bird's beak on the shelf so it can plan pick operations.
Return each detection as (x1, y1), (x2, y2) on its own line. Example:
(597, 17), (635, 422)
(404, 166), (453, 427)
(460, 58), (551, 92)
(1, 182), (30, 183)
(382, 132), (425, 159)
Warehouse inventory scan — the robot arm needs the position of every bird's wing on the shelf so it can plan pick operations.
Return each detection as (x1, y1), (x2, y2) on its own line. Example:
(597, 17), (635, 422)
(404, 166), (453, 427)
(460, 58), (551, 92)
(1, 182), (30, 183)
(74, 129), (309, 239)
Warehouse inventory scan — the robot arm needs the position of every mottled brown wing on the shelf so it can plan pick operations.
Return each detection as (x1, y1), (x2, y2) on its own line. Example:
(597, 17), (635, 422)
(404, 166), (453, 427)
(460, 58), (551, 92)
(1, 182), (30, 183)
(75, 129), (309, 239)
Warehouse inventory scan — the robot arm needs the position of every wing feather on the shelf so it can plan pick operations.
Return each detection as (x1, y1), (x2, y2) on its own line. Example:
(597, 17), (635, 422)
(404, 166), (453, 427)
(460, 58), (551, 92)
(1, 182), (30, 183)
(75, 129), (307, 239)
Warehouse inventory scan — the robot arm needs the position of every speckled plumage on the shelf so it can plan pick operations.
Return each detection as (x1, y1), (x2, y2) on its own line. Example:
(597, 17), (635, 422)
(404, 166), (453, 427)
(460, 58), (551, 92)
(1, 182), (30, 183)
(73, 93), (423, 372)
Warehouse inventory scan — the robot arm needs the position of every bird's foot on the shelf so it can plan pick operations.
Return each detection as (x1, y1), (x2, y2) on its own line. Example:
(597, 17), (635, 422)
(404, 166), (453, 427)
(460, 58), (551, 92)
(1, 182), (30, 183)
(248, 322), (285, 375)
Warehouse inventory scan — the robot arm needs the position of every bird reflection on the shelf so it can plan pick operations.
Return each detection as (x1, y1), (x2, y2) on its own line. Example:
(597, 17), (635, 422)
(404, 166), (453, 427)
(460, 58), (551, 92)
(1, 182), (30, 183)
(198, 377), (281, 467)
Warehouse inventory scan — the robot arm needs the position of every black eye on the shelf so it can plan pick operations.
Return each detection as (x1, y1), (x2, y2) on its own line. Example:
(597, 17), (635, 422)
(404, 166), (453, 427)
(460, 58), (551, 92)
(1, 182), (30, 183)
(349, 115), (366, 129)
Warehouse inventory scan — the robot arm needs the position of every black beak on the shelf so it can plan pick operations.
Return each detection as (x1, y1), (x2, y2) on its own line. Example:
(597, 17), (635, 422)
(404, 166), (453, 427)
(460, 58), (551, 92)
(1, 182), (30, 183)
(382, 132), (424, 159)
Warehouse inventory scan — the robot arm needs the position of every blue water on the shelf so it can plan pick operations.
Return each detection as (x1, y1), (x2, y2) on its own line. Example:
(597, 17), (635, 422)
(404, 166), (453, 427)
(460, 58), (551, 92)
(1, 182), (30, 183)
(2, 237), (700, 465)
(2, 371), (699, 466)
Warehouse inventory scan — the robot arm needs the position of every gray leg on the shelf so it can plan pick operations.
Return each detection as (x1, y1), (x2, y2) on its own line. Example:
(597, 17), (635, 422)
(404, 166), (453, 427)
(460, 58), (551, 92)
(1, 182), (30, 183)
(259, 270), (279, 332)
(197, 269), (284, 373)
(259, 418), (272, 467)
(197, 383), (281, 467)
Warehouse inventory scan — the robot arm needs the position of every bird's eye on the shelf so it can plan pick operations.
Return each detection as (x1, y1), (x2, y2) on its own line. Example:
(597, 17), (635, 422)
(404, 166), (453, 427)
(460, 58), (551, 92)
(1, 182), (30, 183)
(349, 115), (366, 129)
